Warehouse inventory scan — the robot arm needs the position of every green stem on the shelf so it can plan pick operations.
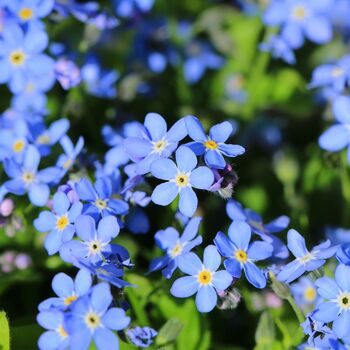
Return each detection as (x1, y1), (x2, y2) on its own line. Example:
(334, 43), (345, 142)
(125, 288), (149, 326)
(340, 157), (350, 226)
(286, 295), (305, 324)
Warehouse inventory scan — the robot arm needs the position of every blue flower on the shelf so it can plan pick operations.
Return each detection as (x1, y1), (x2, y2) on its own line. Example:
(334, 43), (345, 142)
(56, 135), (84, 173)
(55, 58), (81, 90)
(39, 269), (92, 311)
(259, 35), (296, 64)
(34, 191), (82, 255)
(185, 116), (245, 169)
(4, 145), (62, 206)
(150, 145), (214, 217)
(309, 55), (350, 94)
(0, 119), (28, 162)
(149, 217), (203, 278)
(68, 283), (130, 350)
(263, 0), (333, 47)
(183, 40), (224, 84)
(60, 214), (120, 264)
(123, 113), (187, 175)
(76, 177), (129, 219)
(319, 96), (350, 161)
(0, 23), (54, 94)
(126, 327), (158, 348)
(113, 0), (154, 17)
(277, 229), (337, 283)
(336, 243), (350, 265)
(8, 0), (54, 23)
(226, 199), (290, 259)
(291, 277), (321, 308)
(314, 264), (350, 339)
(214, 221), (273, 289)
(170, 245), (232, 313)
(30, 118), (70, 157)
(81, 61), (118, 99)
(37, 310), (70, 350)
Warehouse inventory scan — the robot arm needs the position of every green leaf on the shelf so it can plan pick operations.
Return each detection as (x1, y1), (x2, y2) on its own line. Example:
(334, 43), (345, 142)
(0, 311), (10, 350)
(156, 319), (183, 346)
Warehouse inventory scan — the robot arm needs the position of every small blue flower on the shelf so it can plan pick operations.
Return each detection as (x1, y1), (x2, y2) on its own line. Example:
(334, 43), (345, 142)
(183, 40), (224, 84)
(277, 229), (337, 283)
(4, 145), (62, 206)
(0, 23), (54, 94)
(226, 199), (290, 259)
(8, 0), (54, 23)
(259, 35), (296, 64)
(149, 217), (203, 278)
(113, 0), (154, 17)
(309, 55), (350, 94)
(291, 277), (321, 308)
(214, 221), (273, 289)
(55, 58), (81, 90)
(123, 113), (187, 175)
(170, 245), (232, 313)
(60, 214), (120, 264)
(30, 118), (70, 157)
(185, 116), (245, 169)
(263, 0), (333, 47)
(68, 283), (130, 350)
(81, 61), (118, 99)
(37, 310), (70, 350)
(0, 119), (28, 162)
(314, 264), (350, 339)
(126, 326), (158, 348)
(39, 269), (92, 311)
(34, 191), (82, 255)
(319, 96), (350, 162)
(336, 243), (350, 265)
(56, 135), (84, 173)
(150, 145), (214, 217)
(76, 176), (129, 219)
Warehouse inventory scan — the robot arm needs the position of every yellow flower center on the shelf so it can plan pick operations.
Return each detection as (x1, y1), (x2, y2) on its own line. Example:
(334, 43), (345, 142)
(175, 173), (189, 187)
(170, 243), (183, 258)
(338, 292), (350, 310)
(18, 7), (34, 20)
(37, 134), (51, 145)
(292, 5), (307, 20)
(57, 325), (68, 339)
(204, 140), (218, 150)
(64, 294), (77, 305)
(56, 215), (69, 231)
(198, 270), (212, 285)
(88, 240), (102, 255)
(63, 158), (73, 169)
(26, 82), (35, 93)
(298, 253), (314, 264)
(332, 67), (344, 78)
(12, 140), (25, 153)
(22, 171), (35, 184)
(234, 249), (248, 263)
(95, 199), (107, 210)
(153, 139), (168, 153)
(9, 50), (26, 66)
(84, 312), (101, 330)
(304, 286), (317, 302)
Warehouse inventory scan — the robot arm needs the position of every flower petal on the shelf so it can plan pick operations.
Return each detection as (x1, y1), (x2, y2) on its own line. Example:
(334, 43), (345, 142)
(195, 286), (217, 313)
(170, 276), (199, 297)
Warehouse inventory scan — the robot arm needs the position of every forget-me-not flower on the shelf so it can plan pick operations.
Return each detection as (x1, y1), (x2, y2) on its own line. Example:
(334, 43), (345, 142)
(150, 145), (214, 217)
(149, 216), (203, 278)
(123, 113), (187, 175)
(126, 326), (158, 348)
(214, 221), (273, 289)
(277, 229), (337, 283)
(314, 264), (350, 339)
(4, 145), (62, 206)
(34, 191), (82, 255)
(170, 245), (232, 313)
(68, 283), (130, 350)
(185, 116), (245, 169)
